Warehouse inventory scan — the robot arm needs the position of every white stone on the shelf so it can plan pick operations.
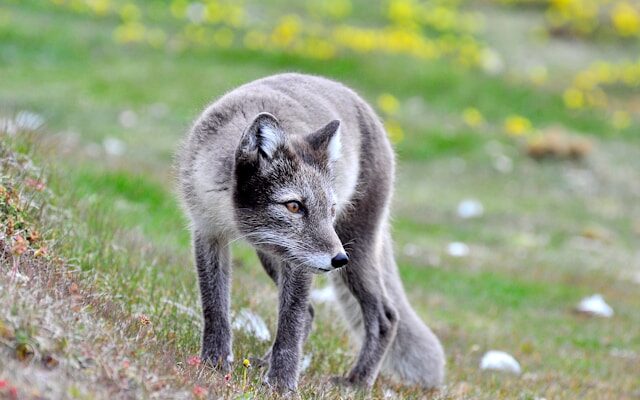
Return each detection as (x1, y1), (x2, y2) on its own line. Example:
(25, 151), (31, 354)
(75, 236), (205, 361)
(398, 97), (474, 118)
(232, 308), (271, 342)
(103, 137), (126, 156)
(0, 117), (16, 135)
(481, 48), (505, 75)
(118, 110), (138, 128)
(457, 199), (484, 219)
(480, 350), (521, 375)
(576, 294), (614, 317)
(12, 271), (31, 284)
(493, 154), (513, 173)
(15, 111), (45, 131)
(402, 243), (419, 257)
(186, 2), (205, 24)
(1, 111), (45, 135)
(161, 298), (201, 320)
(300, 353), (312, 372)
(384, 389), (399, 399)
(446, 242), (469, 257)
(310, 285), (336, 303)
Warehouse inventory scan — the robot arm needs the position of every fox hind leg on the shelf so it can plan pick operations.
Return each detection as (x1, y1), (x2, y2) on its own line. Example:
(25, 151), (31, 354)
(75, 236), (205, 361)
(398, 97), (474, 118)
(332, 215), (399, 387)
(332, 251), (399, 387)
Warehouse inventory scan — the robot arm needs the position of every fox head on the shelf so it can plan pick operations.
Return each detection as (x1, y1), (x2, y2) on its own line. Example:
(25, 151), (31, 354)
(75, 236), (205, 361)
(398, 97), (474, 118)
(233, 112), (348, 273)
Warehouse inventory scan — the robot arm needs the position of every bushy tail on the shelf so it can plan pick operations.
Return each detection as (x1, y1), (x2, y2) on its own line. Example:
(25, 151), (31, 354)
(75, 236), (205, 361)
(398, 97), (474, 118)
(379, 232), (445, 388)
(381, 305), (445, 388)
(334, 231), (446, 388)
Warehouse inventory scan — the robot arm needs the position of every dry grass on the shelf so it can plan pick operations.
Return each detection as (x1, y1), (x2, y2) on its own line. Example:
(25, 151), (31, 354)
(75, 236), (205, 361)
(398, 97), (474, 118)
(0, 132), (423, 400)
(526, 126), (594, 161)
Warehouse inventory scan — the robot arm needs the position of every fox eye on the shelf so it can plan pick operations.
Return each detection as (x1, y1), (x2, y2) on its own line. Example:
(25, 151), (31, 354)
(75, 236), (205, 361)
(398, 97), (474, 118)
(284, 201), (303, 214)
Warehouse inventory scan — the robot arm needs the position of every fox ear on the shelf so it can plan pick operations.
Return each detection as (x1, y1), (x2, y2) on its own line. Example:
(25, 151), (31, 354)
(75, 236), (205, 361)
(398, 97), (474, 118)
(238, 112), (286, 160)
(307, 120), (341, 163)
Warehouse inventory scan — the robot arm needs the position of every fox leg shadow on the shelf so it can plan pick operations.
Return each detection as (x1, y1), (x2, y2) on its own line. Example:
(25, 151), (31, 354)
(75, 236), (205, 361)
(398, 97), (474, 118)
(253, 251), (315, 369)
(194, 232), (233, 371)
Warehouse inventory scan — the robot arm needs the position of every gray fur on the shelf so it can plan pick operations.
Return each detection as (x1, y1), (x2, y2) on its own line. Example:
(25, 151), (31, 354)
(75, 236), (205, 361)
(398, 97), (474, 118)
(176, 73), (445, 392)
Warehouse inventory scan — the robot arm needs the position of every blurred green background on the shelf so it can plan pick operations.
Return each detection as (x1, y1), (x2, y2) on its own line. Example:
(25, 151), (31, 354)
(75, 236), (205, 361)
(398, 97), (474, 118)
(1, 0), (639, 398)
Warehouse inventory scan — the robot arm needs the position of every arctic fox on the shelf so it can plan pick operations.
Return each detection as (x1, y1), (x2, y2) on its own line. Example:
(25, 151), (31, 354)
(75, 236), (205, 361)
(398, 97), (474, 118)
(177, 73), (445, 392)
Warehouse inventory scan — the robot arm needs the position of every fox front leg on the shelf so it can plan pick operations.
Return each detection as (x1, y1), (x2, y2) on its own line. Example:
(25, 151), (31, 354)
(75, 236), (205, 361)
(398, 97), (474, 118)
(194, 232), (233, 371)
(255, 251), (315, 368)
(266, 266), (313, 392)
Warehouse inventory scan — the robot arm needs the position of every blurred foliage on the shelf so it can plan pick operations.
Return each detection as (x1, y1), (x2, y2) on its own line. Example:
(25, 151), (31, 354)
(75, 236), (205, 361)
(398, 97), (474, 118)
(563, 58), (639, 117)
(47, 0), (488, 67)
(39, 0), (638, 143)
(497, 0), (640, 39)
(495, 0), (639, 119)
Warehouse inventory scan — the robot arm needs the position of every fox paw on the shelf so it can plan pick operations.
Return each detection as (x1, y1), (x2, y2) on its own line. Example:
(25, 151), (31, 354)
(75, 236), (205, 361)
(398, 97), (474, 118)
(201, 350), (232, 372)
(328, 375), (371, 391)
(262, 373), (297, 395)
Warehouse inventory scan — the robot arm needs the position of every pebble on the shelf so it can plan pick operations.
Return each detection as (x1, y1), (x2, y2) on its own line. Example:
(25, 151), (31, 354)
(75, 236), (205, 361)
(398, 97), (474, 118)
(480, 350), (521, 375)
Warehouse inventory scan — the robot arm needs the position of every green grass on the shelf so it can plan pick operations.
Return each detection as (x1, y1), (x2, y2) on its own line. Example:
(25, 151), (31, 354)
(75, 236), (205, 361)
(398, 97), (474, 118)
(68, 168), (190, 247)
(1, 1), (640, 399)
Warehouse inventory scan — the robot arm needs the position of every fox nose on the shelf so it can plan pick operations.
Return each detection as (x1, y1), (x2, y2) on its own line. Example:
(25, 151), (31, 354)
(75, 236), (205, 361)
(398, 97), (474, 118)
(331, 252), (349, 268)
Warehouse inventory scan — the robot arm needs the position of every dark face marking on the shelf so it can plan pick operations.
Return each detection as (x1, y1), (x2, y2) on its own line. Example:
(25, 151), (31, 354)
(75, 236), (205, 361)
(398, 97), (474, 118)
(233, 116), (344, 272)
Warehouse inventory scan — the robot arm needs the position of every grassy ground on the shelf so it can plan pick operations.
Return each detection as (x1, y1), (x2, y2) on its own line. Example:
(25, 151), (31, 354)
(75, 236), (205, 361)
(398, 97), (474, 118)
(1, 1), (639, 399)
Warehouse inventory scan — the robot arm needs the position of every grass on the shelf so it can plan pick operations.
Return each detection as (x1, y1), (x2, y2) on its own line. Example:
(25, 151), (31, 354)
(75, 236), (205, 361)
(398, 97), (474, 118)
(1, 1), (640, 399)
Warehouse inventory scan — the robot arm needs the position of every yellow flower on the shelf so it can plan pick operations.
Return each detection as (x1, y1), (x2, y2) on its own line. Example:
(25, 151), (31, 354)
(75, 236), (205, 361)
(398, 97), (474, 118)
(146, 28), (167, 48)
(119, 3), (141, 21)
(563, 88), (585, 109)
(34, 247), (48, 258)
(332, 26), (377, 53)
(204, 2), (223, 23)
(113, 22), (145, 43)
(88, 0), (110, 16)
(385, 120), (404, 143)
(302, 38), (336, 60)
(243, 358), (251, 368)
(170, 0), (188, 19)
(138, 314), (151, 326)
(213, 28), (234, 48)
(529, 66), (548, 86)
(462, 107), (484, 128)
(271, 14), (301, 47)
(324, 0), (352, 19)
(504, 115), (532, 136)
(226, 5), (245, 27)
(611, 2), (640, 37)
(377, 93), (400, 115)
(612, 111), (631, 130)
(388, 0), (416, 25)
(585, 88), (608, 108)
(243, 30), (267, 50)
